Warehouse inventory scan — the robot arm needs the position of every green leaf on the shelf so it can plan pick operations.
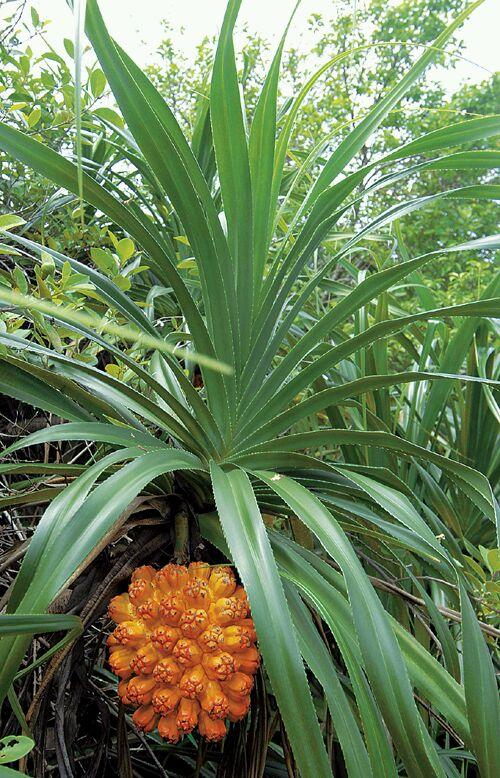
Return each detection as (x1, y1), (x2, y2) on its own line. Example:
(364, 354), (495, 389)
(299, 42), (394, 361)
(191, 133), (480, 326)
(211, 0), (253, 362)
(116, 237), (134, 262)
(2, 421), (167, 459)
(257, 471), (446, 778)
(248, 4), (297, 294)
(242, 296), (500, 430)
(284, 583), (373, 777)
(239, 427), (497, 528)
(7, 449), (148, 612)
(416, 272), (500, 449)
(0, 215), (25, 231)
(409, 574), (460, 683)
(201, 512), (397, 777)
(304, 0), (487, 207)
(63, 38), (75, 58)
(0, 123), (217, 385)
(30, 6), (40, 26)
(27, 107), (41, 128)
(92, 106), (124, 127)
(84, 0), (237, 425)
(0, 735), (35, 765)
(0, 358), (94, 422)
(237, 369), (498, 449)
(460, 584), (500, 777)
(90, 246), (117, 275)
(210, 463), (332, 778)
(90, 67), (106, 97)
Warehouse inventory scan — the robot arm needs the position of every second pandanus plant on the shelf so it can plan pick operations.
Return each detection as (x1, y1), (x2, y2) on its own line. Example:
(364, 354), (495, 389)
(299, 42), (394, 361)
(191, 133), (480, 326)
(0, 0), (499, 775)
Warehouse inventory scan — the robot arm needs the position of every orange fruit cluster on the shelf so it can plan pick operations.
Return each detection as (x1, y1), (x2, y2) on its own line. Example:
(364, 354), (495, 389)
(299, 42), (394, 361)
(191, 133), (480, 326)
(107, 562), (260, 742)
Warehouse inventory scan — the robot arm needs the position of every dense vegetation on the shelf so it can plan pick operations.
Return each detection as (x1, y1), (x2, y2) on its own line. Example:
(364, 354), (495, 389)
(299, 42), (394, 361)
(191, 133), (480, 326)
(0, 0), (498, 776)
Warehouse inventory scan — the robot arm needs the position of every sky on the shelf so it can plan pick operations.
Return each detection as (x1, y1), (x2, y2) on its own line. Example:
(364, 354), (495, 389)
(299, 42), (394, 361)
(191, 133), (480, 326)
(4, 0), (500, 94)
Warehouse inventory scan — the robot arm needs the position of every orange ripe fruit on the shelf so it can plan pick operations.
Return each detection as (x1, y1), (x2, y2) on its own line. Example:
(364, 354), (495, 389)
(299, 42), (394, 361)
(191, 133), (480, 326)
(108, 561), (260, 742)
(202, 650), (235, 681)
(173, 637), (203, 667)
(151, 625), (182, 653)
(128, 577), (154, 606)
(153, 657), (183, 686)
(179, 665), (207, 699)
(188, 561), (211, 581)
(112, 620), (146, 648)
(233, 646), (260, 675)
(158, 593), (185, 626)
(152, 686), (182, 716)
(108, 645), (135, 678)
(198, 711), (227, 742)
(108, 593), (133, 623)
(126, 676), (157, 706)
(131, 565), (156, 583)
(118, 679), (131, 705)
(132, 704), (157, 733)
(199, 680), (229, 720)
(198, 624), (224, 653)
(179, 608), (209, 638)
(155, 563), (188, 594)
(130, 643), (159, 675)
(208, 566), (237, 599)
(176, 698), (200, 733)
(227, 695), (251, 723)
(222, 672), (254, 700)
(158, 713), (180, 743)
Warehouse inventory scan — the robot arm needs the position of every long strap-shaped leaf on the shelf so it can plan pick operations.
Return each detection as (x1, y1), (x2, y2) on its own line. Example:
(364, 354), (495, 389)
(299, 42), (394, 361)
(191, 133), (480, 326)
(114, 44), (239, 362)
(200, 512), (472, 761)
(248, 3), (298, 297)
(284, 583), (373, 778)
(460, 584), (500, 777)
(239, 232), (500, 424)
(271, 531), (470, 746)
(236, 428), (497, 527)
(241, 193), (500, 414)
(209, 463), (332, 778)
(257, 472), (445, 778)
(0, 358), (95, 422)
(1, 352), (131, 424)
(84, 0), (235, 423)
(270, 118), (500, 264)
(211, 0), (253, 367)
(273, 539), (399, 778)
(2, 350), (204, 452)
(1, 614), (83, 684)
(2, 421), (166, 458)
(200, 508), (374, 776)
(235, 370), (499, 450)
(7, 448), (148, 613)
(240, 297), (500, 430)
(259, 116), (500, 316)
(201, 512), (396, 778)
(415, 314), (491, 450)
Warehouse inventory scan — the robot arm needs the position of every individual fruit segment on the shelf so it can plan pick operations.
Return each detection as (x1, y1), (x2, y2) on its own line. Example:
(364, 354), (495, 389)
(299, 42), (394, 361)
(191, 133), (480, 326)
(108, 561), (260, 742)
(177, 698), (200, 733)
(198, 711), (227, 742)
(132, 704), (157, 733)
(158, 713), (180, 743)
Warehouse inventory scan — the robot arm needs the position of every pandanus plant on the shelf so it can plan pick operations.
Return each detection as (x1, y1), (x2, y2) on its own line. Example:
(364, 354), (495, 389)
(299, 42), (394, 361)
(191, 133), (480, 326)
(0, 0), (499, 775)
